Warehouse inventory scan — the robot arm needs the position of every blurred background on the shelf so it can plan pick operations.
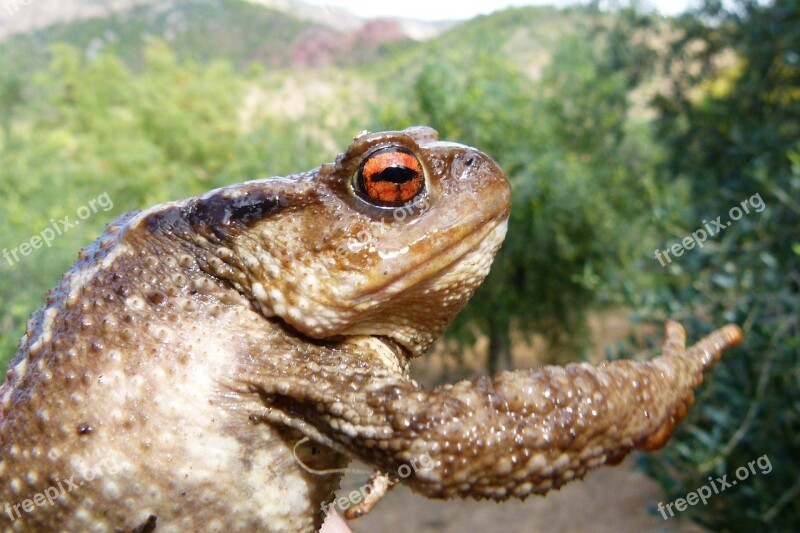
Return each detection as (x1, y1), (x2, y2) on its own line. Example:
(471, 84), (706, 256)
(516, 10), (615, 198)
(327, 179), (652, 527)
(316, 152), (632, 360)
(0, 0), (797, 531)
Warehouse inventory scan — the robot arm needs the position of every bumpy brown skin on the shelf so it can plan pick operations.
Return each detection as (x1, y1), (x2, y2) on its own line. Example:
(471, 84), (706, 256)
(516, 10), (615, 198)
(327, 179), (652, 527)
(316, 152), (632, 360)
(0, 126), (742, 533)
(242, 321), (742, 502)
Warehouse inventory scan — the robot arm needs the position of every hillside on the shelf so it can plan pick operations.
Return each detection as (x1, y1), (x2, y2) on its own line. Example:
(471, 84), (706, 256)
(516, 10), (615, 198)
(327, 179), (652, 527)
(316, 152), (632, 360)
(0, 0), (457, 72)
(0, 0), (161, 40)
(1, 1), (596, 76)
(0, 0), (450, 39)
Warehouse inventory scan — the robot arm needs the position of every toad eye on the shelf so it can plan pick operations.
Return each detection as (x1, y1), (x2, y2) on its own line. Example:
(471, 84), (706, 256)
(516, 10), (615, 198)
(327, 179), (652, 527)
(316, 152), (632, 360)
(352, 147), (425, 208)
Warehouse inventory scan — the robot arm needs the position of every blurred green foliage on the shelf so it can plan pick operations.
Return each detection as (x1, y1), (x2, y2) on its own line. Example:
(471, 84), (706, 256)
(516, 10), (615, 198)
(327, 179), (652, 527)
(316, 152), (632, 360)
(623, 0), (800, 530)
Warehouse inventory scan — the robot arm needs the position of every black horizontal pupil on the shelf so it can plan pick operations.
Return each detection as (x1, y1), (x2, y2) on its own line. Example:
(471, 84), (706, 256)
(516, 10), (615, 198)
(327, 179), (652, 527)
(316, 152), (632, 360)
(374, 166), (416, 184)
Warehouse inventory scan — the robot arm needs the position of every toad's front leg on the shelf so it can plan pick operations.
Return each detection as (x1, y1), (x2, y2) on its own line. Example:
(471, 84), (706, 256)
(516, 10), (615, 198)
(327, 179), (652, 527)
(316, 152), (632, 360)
(240, 322), (742, 515)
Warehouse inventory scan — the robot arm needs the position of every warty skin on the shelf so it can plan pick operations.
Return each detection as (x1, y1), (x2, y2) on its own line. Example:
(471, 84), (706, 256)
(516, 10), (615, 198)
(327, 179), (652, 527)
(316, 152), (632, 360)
(0, 127), (742, 532)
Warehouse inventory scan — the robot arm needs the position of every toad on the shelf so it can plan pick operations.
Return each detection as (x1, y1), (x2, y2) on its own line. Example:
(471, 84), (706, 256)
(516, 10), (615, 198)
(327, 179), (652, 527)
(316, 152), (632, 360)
(0, 127), (742, 532)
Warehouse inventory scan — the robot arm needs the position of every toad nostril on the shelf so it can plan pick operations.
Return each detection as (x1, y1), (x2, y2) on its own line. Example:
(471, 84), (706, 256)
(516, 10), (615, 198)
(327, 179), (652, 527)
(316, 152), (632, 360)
(464, 157), (476, 168)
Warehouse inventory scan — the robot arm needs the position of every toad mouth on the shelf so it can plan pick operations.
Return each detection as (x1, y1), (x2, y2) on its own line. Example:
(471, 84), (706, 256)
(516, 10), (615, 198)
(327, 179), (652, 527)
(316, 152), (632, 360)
(355, 210), (510, 303)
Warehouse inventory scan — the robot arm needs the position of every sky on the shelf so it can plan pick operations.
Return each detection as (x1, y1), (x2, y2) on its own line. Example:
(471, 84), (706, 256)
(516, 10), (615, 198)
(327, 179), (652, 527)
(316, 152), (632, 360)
(301, 0), (696, 20)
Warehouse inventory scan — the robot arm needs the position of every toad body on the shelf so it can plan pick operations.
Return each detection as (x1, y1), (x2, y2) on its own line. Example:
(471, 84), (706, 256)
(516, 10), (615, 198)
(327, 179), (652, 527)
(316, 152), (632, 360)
(0, 127), (742, 532)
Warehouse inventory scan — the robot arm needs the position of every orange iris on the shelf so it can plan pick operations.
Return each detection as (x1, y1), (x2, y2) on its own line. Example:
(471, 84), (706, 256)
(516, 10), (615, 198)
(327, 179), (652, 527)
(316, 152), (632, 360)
(354, 147), (425, 207)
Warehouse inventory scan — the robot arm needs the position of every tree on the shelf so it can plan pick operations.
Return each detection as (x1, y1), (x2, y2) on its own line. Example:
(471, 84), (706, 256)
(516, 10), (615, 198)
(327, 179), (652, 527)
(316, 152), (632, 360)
(629, 0), (800, 529)
(374, 8), (662, 371)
